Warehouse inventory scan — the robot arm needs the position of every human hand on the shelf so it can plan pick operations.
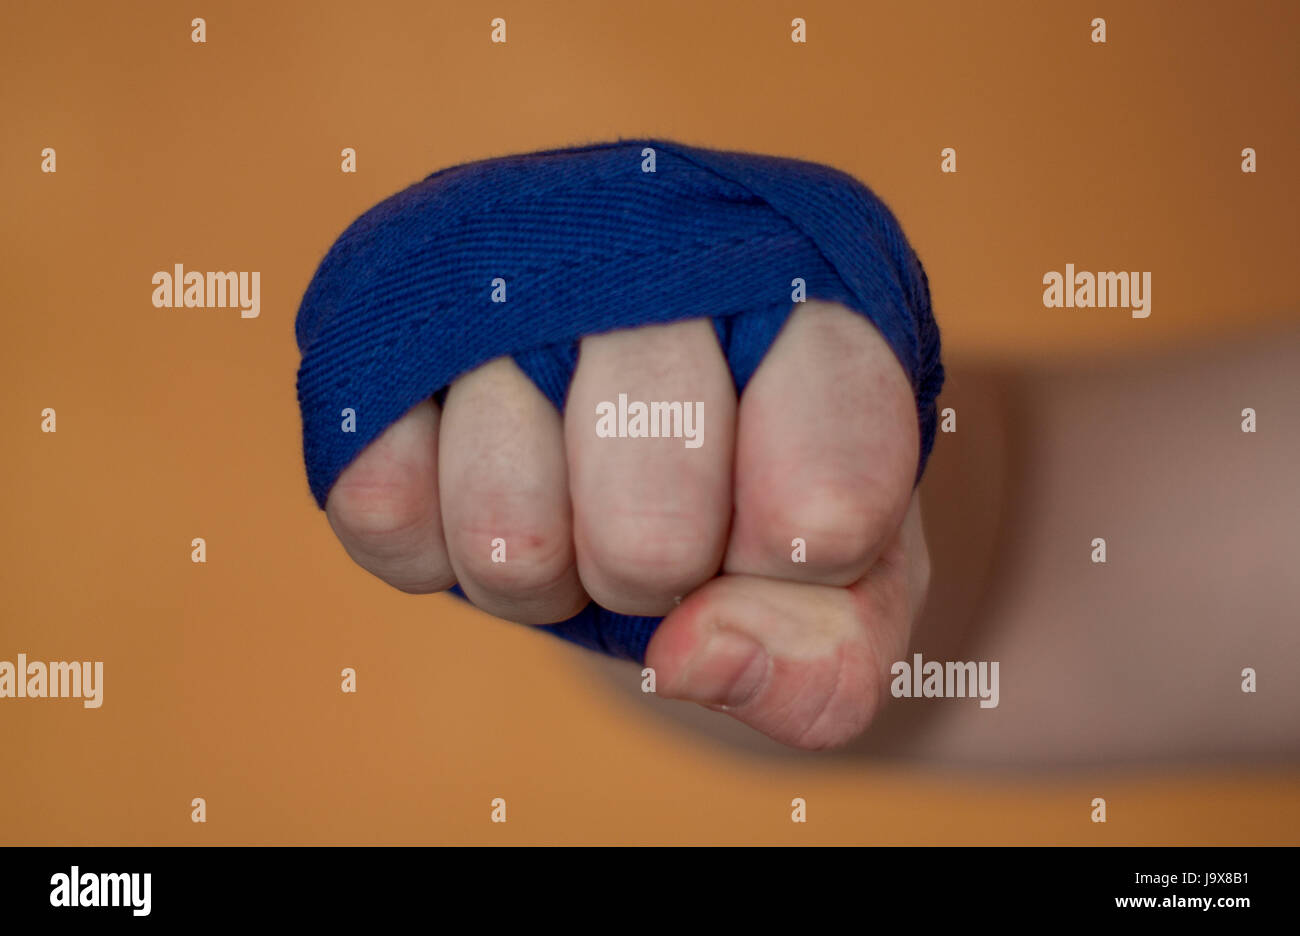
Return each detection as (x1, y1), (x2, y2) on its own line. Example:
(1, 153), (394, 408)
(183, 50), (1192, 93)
(324, 299), (930, 750)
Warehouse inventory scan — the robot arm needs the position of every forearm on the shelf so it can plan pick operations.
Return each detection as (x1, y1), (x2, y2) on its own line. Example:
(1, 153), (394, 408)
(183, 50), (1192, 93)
(869, 330), (1300, 766)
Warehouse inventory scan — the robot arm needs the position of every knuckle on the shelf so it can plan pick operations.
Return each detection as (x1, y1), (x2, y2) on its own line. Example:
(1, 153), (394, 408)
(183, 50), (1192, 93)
(457, 526), (574, 600)
(759, 479), (893, 573)
(326, 479), (455, 593)
(580, 508), (720, 596)
(327, 480), (434, 556)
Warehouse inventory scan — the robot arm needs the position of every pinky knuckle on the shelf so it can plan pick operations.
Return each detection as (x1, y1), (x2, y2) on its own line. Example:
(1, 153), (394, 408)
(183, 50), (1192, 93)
(328, 482), (433, 555)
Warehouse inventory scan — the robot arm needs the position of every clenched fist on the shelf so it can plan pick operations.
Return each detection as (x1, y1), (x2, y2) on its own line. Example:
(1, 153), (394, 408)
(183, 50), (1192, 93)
(324, 299), (930, 750)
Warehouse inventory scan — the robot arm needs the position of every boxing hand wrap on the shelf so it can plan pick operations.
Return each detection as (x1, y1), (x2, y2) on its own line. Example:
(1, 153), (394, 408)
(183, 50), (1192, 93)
(295, 139), (944, 663)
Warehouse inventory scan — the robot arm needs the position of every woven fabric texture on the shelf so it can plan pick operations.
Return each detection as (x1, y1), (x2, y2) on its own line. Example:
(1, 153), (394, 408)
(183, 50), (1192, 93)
(296, 139), (944, 662)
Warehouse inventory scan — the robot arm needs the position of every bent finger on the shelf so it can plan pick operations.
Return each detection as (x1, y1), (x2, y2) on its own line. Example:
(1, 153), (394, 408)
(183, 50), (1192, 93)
(725, 300), (918, 586)
(648, 494), (927, 750)
(325, 399), (457, 594)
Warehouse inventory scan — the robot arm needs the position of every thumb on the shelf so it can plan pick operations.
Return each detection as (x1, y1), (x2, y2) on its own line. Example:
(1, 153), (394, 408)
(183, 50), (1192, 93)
(645, 498), (926, 750)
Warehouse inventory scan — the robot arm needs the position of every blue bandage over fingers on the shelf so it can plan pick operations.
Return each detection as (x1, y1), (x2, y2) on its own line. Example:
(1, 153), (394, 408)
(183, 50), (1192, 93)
(296, 139), (944, 663)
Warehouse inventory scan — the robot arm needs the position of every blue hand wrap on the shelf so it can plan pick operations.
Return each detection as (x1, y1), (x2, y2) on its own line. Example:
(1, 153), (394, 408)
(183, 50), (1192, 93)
(296, 139), (943, 663)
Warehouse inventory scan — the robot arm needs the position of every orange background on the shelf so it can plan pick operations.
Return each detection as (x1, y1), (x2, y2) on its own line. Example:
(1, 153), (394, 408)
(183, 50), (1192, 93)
(2, 0), (1297, 843)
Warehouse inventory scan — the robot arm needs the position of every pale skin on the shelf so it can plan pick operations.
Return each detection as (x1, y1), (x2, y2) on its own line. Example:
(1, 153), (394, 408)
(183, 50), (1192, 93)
(324, 300), (1300, 758)
(327, 300), (928, 750)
